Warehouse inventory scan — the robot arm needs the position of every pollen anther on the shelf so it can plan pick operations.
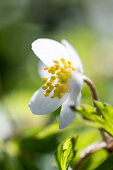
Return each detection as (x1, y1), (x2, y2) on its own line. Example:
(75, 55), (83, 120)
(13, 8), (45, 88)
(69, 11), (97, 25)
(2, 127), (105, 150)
(53, 60), (59, 64)
(42, 86), (47, 90)
(42, 77), (48, 83)
(68, 61), (71, 65)
(46, 82), (52, 87)
(44, 67), (49, 70)
(44, 92), (49, 97)
(51, 76), (56, 80)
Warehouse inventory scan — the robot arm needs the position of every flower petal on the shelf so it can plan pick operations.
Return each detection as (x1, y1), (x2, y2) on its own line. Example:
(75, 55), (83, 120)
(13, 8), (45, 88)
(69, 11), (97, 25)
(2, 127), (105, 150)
(59, 93), (81, 129)
(69, 71), (83, 101)
(29, 88), (67, 115)
(61, 40), (83, 73)
(32, 38), (71, 66)
(59, 71), (83, 129)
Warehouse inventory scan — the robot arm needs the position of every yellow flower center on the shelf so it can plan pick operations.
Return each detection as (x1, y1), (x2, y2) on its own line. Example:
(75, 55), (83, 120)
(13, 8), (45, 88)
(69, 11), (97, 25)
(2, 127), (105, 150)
(42, 58), (75, 99)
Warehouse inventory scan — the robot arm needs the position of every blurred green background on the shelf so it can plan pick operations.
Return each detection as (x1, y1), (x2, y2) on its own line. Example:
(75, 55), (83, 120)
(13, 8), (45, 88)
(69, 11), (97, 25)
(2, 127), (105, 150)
(0, 0), (113, 169)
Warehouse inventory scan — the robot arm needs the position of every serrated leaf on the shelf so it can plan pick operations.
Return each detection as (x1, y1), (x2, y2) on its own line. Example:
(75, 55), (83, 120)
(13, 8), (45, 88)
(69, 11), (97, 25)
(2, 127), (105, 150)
(75, 101), (113, 136)
(95, 101), (113, 128)
(55, 136), (77, 170)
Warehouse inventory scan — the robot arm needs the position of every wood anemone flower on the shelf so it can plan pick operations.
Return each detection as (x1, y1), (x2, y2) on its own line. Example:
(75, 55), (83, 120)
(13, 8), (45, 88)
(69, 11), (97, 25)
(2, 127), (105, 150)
(29, 38), (83, 129)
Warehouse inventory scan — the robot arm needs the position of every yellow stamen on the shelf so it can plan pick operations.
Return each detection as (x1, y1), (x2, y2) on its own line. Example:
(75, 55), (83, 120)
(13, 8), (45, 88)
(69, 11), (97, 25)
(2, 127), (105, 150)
(60, 84), (67, 93)
(46, 89), (52, 93)
(53, 60), (59, 64)
(48, 69), (55, 74)
(51, 76), (56, 80)
(46, 82), (52, 87)
(60, 67), (65, 72)
(42, 86), (47, 90)
(71, 67), (75, 71)
(44, 92), (49, 97)
(49, 79), (54, 83)
(42, 58), (75, 99)
(44, 67), (49, 70)
(42, 77), (48, 83)
(51, 70), (56, 74)
(63, 64), (68, 68)
(68, 61), (71, 65)
(61, 58), (66, 64)
(56, 71), (61, 75)
(55, 83), (60, 87)
(54, 64), (60, 70)
(49, 85), (54, 90)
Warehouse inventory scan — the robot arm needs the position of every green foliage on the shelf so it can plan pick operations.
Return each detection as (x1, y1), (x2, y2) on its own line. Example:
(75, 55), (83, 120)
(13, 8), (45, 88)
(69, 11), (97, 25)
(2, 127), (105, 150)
(95, 153), (113, 170)
(18, 123), (78, 153)
(55, 136), (77, 170)
(0, 153), (40, 170)
(75, 101), (113, 136)
(72, 128), (106, 165)
(77, 149), (108, 170)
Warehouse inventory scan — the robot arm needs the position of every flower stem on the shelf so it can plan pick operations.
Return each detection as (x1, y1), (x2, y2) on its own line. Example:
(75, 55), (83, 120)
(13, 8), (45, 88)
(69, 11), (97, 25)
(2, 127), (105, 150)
(83, 76), (111, 144)
(83, 76), (99, 101)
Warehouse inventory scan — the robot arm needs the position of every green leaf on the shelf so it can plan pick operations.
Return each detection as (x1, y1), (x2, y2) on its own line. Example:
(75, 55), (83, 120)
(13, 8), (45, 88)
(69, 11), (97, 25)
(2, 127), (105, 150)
(94, 153), (113, 170)
(55, 136), (77, 170)
(75, 101), (113, 136)
(19, 121), (80, 153)
(77, 149), (108, 170)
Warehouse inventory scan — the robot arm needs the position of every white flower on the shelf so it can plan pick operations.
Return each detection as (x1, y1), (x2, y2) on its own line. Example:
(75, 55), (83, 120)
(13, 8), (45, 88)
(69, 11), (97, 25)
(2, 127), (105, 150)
(29, 38), (83, 129)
